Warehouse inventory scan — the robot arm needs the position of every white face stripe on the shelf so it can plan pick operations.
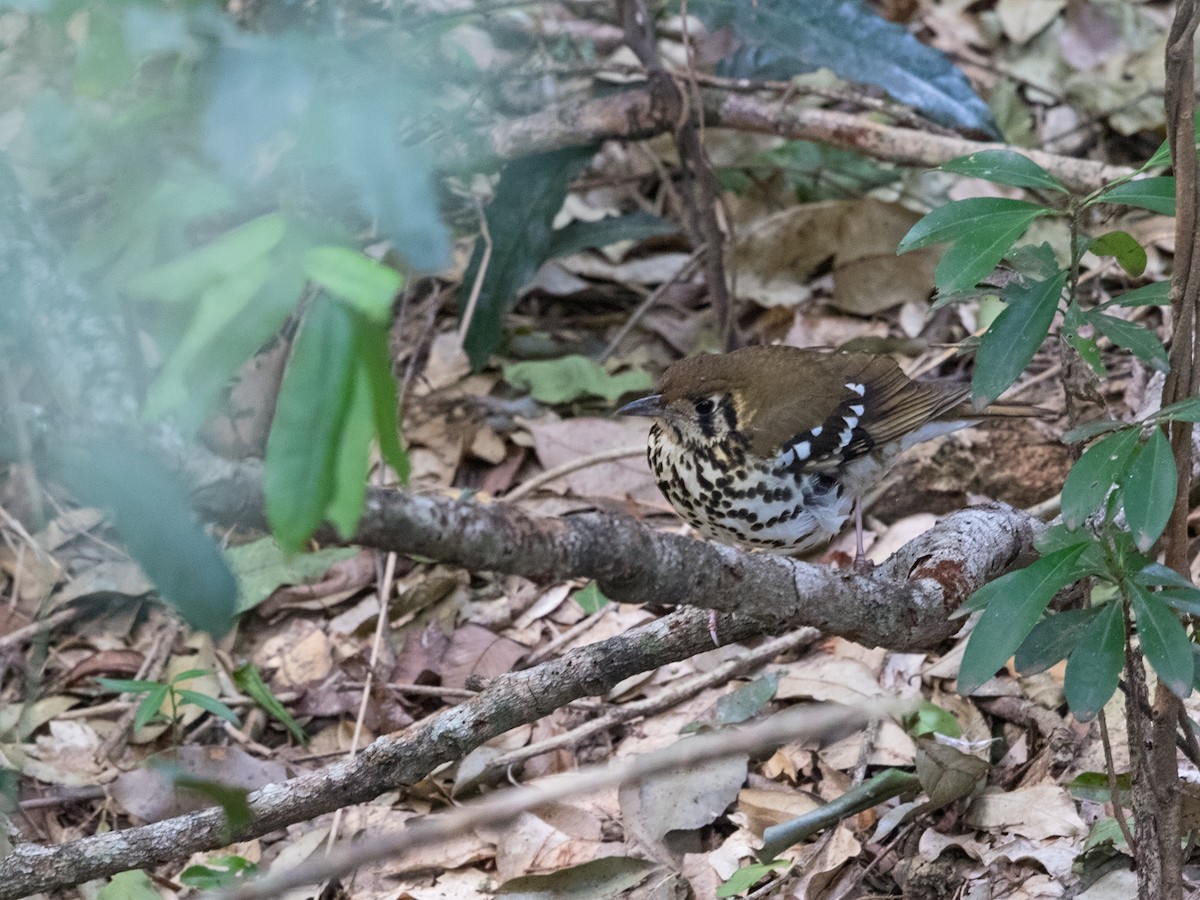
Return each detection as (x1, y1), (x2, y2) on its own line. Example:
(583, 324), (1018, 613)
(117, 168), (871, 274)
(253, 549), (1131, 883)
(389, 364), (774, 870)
(845, 382), (865, 396)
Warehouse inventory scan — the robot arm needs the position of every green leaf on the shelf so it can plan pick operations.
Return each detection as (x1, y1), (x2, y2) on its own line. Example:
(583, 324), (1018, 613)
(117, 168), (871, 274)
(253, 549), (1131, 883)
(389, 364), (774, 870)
(233, 662), (307, 744)
(1093, 177), (1177, 216)
(1014, 607), (1103, 675)
(125, 213), (288, 303)
(1122, 428), (1177, 552)
(304, 246), (403, 324)
(1063, 600), (1124, 721)
(173, 774), (252, 831)
(1060, 428), (1142, 529)
(1104, 280), (1170, 308)
(175, 689), (242, 726)
(939, 150), (1066, 193)
(692, 0), (996, 134)
(1062, 303), (1106, 377)
(264, 295), (358, 552)
(1068, 771), (1131, 804)
(146, 258), (273, 419)
(227, 538), (359, 613)
(572, 581), (611, 615)
(325, 340), (375, 538)
(957, 543), (1092, 695)
(57, 438), (238, 636)
(503, 356), (653, 405)
(1134, 562), (1198, 591)
(545, 211), (679, 257)
(180, 856), (259, 890)
(98, 870), (161, 900)
(898, 198), (1048, 294)
(1085, 311), (1169, 372)
(972, 270), (1066, 405)
(714, 673), (779, 726)
(360, 321), (409, 482)
(1089, 231), (1147, 277)
(95, 678), (162, 695)
(461, 146), (598, 368)
(903, 701), (962, 739)
(1130, 583), (1193, 698)
(717, 859), (790, 898)
(170, 668), (213, 684)
(1150, 395), (1200, 423)
(496, 856), (659, 898)
(135, 686), (171, 732)
(1062, 420), (1123, 444)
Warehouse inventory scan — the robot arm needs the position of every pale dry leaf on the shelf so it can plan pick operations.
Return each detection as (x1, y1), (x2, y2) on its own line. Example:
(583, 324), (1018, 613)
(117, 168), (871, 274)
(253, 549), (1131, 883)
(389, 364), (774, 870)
(526, 417), (658, 503)
(272, 628), (334, 690)
(791, 824), (861, 900)
(620, 752), (748, 847)
(343, 806), (495, 875)
(820, 720), (916, 769)
(776, 657), (885, 706)
(393, 868), (495, 900)
(0, 695), (80, 741)
(559, 251), (693, 286)
(737, 786), (821, 835)
(785, 308), (889, 351)
(996, 0), (1065, 45)
(830, 199), (939, 316)
(494, 809), (623, 882)
(52, 559), (151, 608)
(964, 785), (1086, 840)
(24, 720), (103, 787)
(735, 203), (847, 308)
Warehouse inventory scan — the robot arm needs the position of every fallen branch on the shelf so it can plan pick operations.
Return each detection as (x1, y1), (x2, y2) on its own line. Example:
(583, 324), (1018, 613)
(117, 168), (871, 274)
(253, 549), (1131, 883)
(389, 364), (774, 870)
(491, 82), (1131, 194)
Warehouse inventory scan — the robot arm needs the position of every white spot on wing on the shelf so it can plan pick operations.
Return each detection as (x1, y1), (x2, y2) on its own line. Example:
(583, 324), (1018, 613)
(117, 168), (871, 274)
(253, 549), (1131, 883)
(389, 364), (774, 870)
(793, 441), (811, 461)
(810, 426), (822, 437)
(846, 382), (865, 396)
(849, 403), (864, 417)
(843, 415), (859, 430)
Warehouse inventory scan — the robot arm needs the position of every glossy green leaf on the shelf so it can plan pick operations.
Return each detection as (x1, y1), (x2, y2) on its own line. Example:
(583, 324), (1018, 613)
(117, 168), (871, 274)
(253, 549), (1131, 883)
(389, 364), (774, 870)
(692, 0), (996, 134)
(1089, 231), (1147, 277)
(957, 543), (1092, 695)
(1122, 428), (1177, 552)
(572, 581), (611, 615)
(503, 356), (653, 405)
(1130, 583), (1193, 698)
(1086, 311), (1169, 372)
(1093, 177), (1177, 216)
(1060, 428), (1142, 530)
(1068, 771), (1131, 804)
(98, 870), (160, 900)
(304, 246), (403, 324)
(1014, 607), (1103, 675)
(1134, 562), (1198, 591)
(939, 150), (1066, 193)
(135, 686), (170, 731)
(1105, 280), (1170, 308)
(972, 270), (1066, 405)
(1151, 394), (1200, 423)
(1159, 588), (1200, 617)
(898, 198), (1047, 294)
(264, 295), (357, 552)
(125, 213), (287, 303)
(903, 701), (961, 739)
(175, 689), (241, 726)
(461, 146), (598, 368)
(717, 860), (791, 898)
(1063, 600), (1124, 721)
(1062, 303), (1106, 377)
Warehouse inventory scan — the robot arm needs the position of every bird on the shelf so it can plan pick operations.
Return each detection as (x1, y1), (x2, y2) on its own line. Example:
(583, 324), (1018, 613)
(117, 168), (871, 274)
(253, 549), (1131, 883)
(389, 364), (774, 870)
(618, 345), (1038, 565)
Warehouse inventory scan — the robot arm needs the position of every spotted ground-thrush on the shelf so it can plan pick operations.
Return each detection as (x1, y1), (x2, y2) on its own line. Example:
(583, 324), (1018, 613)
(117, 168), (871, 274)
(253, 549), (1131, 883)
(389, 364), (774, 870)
(619, 345), (1035, 561)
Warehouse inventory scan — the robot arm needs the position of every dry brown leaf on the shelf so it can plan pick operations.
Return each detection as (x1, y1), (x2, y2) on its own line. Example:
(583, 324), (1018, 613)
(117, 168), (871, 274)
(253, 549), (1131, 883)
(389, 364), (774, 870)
(737, 786), (821, 834)
(265, 626), (333, 690)
(964, 786), (1086, 840)
(820, 720), (916, 769)
(441, 623), (528, 688)
(63, 649), (145, 686)
(776, 657), (885, 706)
(996, 0), (1065, 45)
(493, 808), (622, 881)
(23, 721), (105, 787)
(525, 417), (658, 503)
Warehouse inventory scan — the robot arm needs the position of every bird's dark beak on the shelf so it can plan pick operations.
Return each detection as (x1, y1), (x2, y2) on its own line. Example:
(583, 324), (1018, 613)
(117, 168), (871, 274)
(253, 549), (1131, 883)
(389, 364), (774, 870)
(616, 394), (664, 418)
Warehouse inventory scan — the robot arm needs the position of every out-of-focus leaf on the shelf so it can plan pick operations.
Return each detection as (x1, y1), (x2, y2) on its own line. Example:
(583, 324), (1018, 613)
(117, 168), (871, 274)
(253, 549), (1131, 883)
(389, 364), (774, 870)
(546, 211), (679, 258)
(264, 295), (357, 552)
(898, 198), (1048, 294)
(572, 581), (610, 615)
(958, 543), (1091, 695)
(1089, 231), (1147, 277)
(304, 246), (403, 324)
(1130, 583), (1193, 699)
(1063, 600), (1123, 721)
(461, 146), (598, 368)
(359, 319), (409, 482)
(227, 538), (359, 612)
(692, 0), (996, 134)
(1060, 428), (1141, 529)
(903, 701), (961, 739)
(503, 355), (652, 404)
(1014, 607), (1103, 675)
(496, 857), (660, 899)
(717, 860), (791, 898)
(59, 438), (237, 636)
(98, 870), (160, 900)
(1092, 177), (1177, 216)
(1062, 420), (1123, 444)
(233, 662), (307, 744)
(973, 270), (1066, 405)
(125, 213), (287, 303)
(172, 774), (252, 831)
(1151, 395), (1200, 423)
(1085, 311), (1169, 372)
(180, 856), (259, 891)
(1068, 771), (1131, 804)
(1122, 428), (1176, 552)
(940, 150), (1066, 193)
(714, 673), (778, 725)
(325, 344), (374, 538)
(175, 689), (241, 726)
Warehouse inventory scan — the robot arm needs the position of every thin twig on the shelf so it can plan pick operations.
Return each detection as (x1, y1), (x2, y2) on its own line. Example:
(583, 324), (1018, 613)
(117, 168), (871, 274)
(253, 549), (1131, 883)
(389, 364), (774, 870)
(455, 197), (494, 353)
(599, 247), (706, 362)
(503, 445), (646, 502)
(1099, 709), (1137, 854)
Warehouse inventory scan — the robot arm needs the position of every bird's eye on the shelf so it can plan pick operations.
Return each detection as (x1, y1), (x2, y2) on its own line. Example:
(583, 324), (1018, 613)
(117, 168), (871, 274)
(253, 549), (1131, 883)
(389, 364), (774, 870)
(694, 398), (716, 416)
